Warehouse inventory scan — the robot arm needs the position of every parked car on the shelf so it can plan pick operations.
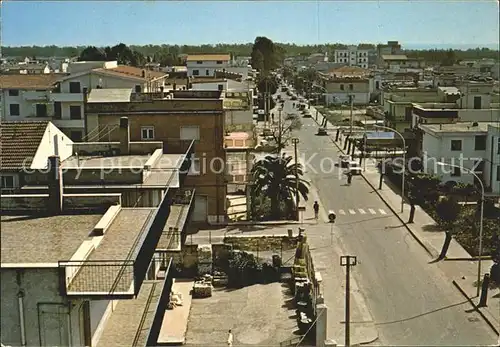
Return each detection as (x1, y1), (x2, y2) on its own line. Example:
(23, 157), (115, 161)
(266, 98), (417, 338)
(291, 95), (298, 101)
(348, 161), (362, 175)
(302, 110), (312, 118)
(339, 155), (351, 168)
(317, 127), (328, 136)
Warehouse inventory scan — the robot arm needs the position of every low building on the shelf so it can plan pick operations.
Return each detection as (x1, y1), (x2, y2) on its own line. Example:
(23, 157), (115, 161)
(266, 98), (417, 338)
(1, 62), (51, 74)
(379, 55), (425, 71)
(419, 122), (500, 195)
(84, 89), (226, 224)
(0, 120), (74, 192)
(333, 45), (370, 69)
(0, 155), (181, 347)
(377, 41), (402, 58)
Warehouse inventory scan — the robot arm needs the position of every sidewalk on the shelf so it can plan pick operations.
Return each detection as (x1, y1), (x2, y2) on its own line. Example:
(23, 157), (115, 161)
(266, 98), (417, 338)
(312, 105), (500, 337)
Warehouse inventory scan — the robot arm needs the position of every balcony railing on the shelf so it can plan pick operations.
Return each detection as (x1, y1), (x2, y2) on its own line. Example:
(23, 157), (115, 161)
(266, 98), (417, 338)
(50, 92), (84, 103)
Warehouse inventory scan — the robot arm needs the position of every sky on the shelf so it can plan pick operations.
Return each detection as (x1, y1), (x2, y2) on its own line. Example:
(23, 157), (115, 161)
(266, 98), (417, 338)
(2, 1), (499, 48)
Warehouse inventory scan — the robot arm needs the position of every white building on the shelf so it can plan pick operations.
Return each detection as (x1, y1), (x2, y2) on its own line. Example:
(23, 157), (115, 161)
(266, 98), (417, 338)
(419, 122), (500, 195)
(1, 63), (168, 141)
(186, 54), (231, 77)
(333, 45), (370, 69)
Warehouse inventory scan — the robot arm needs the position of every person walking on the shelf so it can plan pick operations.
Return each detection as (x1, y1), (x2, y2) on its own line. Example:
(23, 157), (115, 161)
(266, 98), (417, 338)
(227, 329), (233, 346)
(313, 201), (319, 220)
(346, 171), (353, 185)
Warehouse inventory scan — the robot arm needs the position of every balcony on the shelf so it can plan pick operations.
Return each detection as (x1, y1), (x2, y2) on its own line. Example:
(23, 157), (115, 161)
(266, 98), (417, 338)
(52, 118), (85, 129)
(50, 92), (84, 103)
(58, 191), (176, 299)
(23, 91), (50, 101)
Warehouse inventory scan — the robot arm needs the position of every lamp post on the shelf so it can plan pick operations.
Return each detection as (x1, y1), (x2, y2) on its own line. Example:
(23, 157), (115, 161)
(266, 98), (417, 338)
(374, 125), (406, 213)
(437, 162), (485, 296)
(292, 138), (300, 221)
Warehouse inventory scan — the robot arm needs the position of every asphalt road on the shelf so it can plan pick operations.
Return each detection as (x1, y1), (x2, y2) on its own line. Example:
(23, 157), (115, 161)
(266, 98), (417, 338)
(275, 91), (498, 346)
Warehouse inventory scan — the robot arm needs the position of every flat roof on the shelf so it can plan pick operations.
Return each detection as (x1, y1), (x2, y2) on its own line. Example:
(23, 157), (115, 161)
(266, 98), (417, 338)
(420, 122), (494, 134)
(1, 213), (103, 264)
(67, 208), (156, 293)
(87, 88), (132, 103)
(63, 155), (150, 168)
(95, 280), (164, 347)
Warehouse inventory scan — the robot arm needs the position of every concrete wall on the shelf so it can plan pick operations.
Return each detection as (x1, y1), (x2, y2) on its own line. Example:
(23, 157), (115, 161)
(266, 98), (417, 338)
(187, 61), (230, 77)
(31, 122), (74, 169)
(63, 168), (143, 185)
(225, 109), (253, 126)
(326, 92), (369, 105)
(0, 268), (73, 346)
(0, 194), (49, 211)
(72, 141), (162, 156)
(459, 109), (500, 122)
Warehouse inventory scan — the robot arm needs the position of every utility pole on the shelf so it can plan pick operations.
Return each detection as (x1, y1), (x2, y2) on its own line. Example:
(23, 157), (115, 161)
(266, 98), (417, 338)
(340, 255), (357, 347)
(349, 94), (354, 135)
(278, 107), (282, 153)
(292, 138), (300, 221)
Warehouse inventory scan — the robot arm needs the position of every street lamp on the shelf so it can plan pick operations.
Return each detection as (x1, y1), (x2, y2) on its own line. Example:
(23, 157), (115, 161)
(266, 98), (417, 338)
(437, 161), (485, 296)
(374, 125), (406, 213)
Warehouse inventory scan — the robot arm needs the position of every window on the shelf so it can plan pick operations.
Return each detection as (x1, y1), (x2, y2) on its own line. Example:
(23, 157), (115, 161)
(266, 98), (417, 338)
(497, 165), (500, 181)
(180, 125), (200, 140)
(141, 126), (155, 140)
(70, 131), (83, 142)
(196, 60), (203, 64)
(451, 166), (461, 177)
(8, 89), (19, 96)
(192, 69), (200, 76)
(497, 138), (500, 154)
(474, 159), (485, 172)
(135, 85), (142, 93)
(218, 84), (224, 91)
(69, 105), (82, 120)
(1, 175), (14, 189)
(188, 154), (201, 176)
(340, 84), (344, 91)
(205, 69), (210, 76)
(36, 104), (47, 117)
(450, 140), (462, 151)
(9, 104), (20, 116)
(69, 82), (81, 93)
(349, 84), (353, 91)
(54, 102), (62, 119)
(216, 61), (223, 64)
(473, 96), (482, 109)
(474, 135), (486, 151)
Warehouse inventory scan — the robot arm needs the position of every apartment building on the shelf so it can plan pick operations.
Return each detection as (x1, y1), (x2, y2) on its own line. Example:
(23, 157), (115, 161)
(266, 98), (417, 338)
(186, 54), (231, 77)
(333, 45), (370, 69)
(377, 41), (402, 57)
(419, 122), (500, 195)
(0, 148), (190, 346)
(84, 89), (226, 224)
(322, 76), (371, 105)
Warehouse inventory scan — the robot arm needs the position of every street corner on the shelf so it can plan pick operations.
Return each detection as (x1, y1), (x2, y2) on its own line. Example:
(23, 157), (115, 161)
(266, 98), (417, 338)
(351, 325), (380, 346)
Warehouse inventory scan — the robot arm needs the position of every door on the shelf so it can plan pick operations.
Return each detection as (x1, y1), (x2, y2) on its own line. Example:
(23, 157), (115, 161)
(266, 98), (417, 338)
(38, 303), (69, 346)
(192, 195), (208, 222)
(473, 96), (482, 109)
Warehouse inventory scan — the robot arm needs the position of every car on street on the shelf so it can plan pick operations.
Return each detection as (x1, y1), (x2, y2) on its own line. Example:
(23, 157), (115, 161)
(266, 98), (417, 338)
(347, 161), (362, 175)
(302, 109), (312, 118)
(316, 127), (328, 136)
(339, 155), (351, 168)
(291, 95), (297, 101)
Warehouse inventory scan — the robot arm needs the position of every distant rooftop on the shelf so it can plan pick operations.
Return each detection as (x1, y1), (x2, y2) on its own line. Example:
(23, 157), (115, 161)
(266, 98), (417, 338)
(381, 54), (408, 61)
(419, 122), (495, 134)
(87, 88), (133, 103)
(186, 54), (231, 62)
(0, 73), (65, 89)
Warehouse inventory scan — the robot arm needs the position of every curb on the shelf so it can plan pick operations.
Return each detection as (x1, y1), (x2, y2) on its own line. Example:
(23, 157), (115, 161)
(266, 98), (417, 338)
(313, 109), (435, 259)
(452, 280), (500, 336)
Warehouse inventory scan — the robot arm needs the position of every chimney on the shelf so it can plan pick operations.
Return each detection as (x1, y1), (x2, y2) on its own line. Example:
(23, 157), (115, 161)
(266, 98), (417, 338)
(47, 156), (63, 214)
(119, 117), (130, 155)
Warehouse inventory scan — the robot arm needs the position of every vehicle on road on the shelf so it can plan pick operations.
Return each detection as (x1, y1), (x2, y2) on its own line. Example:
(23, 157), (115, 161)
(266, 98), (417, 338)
(281, 86), (288, 92)
(291, 95), (297, 101)
(348, 161), (362, 175)
(302, 109), (312, 118)
(339, 155), (351, 168)
(316, 127), (328, 136)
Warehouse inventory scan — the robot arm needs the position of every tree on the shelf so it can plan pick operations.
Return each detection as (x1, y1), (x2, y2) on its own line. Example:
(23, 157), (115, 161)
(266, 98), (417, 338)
(433, 195), (461, 262)
(251, 154), (309, 219)
(78, 46), (106, 61)
(257, 75), (278, 95)
(251, 49), (265, 72)
(440, 49), (456, 66)
(269, 116), (302, 153)
(251, 36), (279, 74)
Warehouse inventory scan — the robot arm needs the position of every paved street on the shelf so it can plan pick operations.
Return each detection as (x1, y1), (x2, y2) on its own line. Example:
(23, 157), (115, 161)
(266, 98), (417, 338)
(276, 90), (499, 346)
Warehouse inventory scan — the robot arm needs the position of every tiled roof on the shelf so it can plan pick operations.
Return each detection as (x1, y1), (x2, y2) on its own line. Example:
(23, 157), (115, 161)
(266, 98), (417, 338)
(329, 66), (369, 75)
(0, 121), (48, 170)
(94, 65), (167, 81)
(186, 54), (231, 62)
(0, 74), (65, 90)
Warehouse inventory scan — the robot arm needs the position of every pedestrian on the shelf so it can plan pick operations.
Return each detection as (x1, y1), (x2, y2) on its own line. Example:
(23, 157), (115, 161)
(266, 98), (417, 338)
(313, 201), (319, 220)
(227, 329), (233, 346)
(346, 171), (353, 185)
(271, 113), (275, 123)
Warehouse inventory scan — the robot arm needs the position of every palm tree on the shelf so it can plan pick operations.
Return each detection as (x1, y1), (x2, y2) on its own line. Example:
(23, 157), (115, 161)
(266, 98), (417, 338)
(251, 154), (310, 219)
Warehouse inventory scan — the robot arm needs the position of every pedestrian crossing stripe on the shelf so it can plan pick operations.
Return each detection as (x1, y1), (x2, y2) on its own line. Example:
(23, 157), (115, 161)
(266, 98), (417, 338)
(349, 209), (356, 214)
(338, 209), (346, 215)
(368, 208), (376, 214)
(328, 208), (387, 216)
(358, 209), (366, 214)
(379, 209), (387, 215)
